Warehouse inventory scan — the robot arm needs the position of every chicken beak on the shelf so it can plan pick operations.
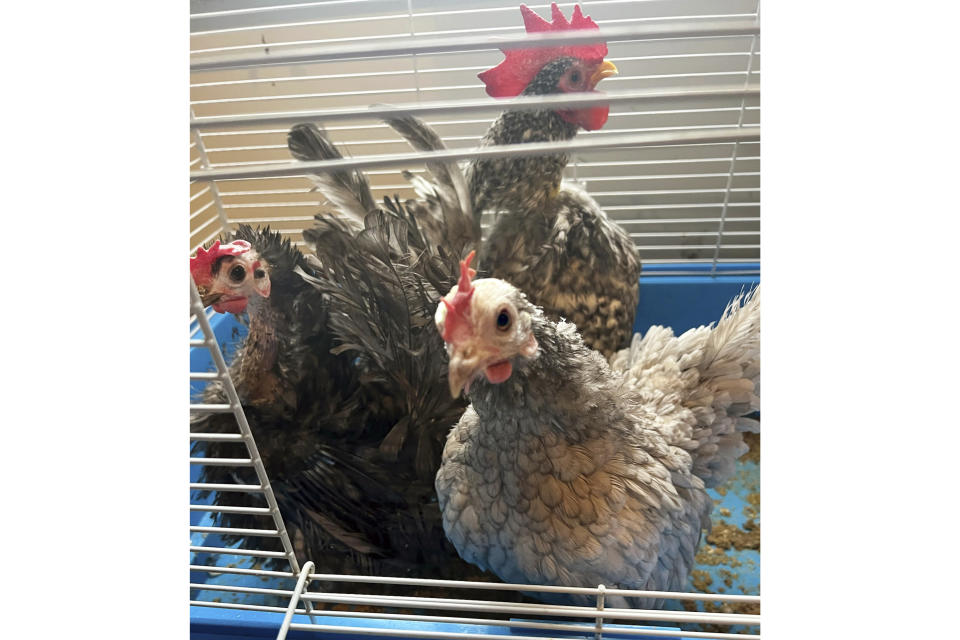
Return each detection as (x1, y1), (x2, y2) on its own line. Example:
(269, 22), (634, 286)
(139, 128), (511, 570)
(447, 351), (483, 398)
(198, 287), (223, 309)
(447, 338), (499, 398)
(252, 271), (271, 298)
(590, 60), (618, 87)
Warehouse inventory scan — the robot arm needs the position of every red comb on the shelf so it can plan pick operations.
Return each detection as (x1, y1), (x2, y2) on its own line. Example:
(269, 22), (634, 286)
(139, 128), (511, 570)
(479, 3), (607, 98)
(441, 251), (477, 342)
(190, 239), (252, 286)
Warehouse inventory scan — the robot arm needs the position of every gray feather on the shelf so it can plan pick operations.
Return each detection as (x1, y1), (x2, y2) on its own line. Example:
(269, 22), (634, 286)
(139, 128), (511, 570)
(381, 112), (473, 221)
(380, 111), (479, 249)
(287, 123), (376, 228)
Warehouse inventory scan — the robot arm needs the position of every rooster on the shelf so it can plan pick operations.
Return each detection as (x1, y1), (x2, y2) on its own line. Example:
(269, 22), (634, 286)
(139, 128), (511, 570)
(466, 3), (641, 359)
(434, 253), (759, 608)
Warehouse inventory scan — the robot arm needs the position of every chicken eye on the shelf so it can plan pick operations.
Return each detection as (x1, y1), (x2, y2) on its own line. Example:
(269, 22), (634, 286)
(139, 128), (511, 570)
(229, 264), (247, 282)
(569, 69), (582, 85)
(496, 309), (511, 331)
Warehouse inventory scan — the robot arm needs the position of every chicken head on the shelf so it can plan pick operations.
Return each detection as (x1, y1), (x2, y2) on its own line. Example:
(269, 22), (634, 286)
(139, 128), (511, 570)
(190, 239), (272, 314)
(435, 251), (539, 397)
(478, 3), (618, 131)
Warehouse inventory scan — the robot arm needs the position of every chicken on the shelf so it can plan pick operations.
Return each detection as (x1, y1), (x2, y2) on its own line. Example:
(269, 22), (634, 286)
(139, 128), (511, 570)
(465, 3), (642, 358)
(191, 226), (408, 574)
(290, 204), (490, 584)
(433, 254), (759, 608)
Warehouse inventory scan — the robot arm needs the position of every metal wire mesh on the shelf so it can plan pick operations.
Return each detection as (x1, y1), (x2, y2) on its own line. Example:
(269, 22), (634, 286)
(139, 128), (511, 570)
(190, 1), (761, 637)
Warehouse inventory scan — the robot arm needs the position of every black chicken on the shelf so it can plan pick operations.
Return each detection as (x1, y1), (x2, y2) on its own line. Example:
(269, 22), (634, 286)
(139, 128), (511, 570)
(191, 227), (408, 575)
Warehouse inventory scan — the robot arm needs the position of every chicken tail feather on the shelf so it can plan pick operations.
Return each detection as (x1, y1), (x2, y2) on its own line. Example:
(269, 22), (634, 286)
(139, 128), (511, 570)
(611, 286), (760, 487)
(297, 201), (468, 482)
(287, 123), (376, 229)
(380, 111), (480, 250)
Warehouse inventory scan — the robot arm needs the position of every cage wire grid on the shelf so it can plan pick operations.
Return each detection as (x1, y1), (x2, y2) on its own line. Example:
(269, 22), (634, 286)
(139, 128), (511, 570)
(190, 0), (760, 637)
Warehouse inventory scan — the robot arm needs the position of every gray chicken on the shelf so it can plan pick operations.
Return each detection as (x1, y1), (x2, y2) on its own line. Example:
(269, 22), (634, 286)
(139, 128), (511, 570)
(433, 255), (759, 608)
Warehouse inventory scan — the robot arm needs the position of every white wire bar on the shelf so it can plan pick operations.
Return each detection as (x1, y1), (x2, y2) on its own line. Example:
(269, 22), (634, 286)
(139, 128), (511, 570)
(277, 561), (316, 640)
(192, 126), (759, 181)
(189, 0), (753, 35)
(191, 19), (760, 71)
(189, 456), (254, 466)
(191, 545), (288, 559)
(304, 573), (760, 604)
(190, 371), (222, 381)
(191, 85), (758, 130)
(289, 609), (756, 640)
(190, 504), (273, 515)
(191, 599), (288, 612)
(287, 622), (754, 640)
(190, 525), (280, 536)
(190, 403), (234, 413)
(298, 592), (757, 626)
(712, 24), (758, 274)
(190, 564), (296, 579)
(189, 432), (244, 441)
(190, 482), (264, 492)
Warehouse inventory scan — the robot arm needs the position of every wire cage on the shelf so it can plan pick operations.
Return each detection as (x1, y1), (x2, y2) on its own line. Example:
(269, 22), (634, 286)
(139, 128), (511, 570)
(189, 1), (761, 638)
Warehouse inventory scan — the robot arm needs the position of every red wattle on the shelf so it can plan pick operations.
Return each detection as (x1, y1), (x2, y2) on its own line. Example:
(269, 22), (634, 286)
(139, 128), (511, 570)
(560, 103), (610, 131)
(484, 360), (513, 384)
(214, 297), (249, 314)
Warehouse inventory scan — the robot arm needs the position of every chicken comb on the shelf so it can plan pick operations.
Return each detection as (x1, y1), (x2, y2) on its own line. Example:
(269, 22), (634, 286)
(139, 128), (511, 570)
(441, 250), (477, 342)
(478, 3), (607, 99)
(190, 239), (252, 286)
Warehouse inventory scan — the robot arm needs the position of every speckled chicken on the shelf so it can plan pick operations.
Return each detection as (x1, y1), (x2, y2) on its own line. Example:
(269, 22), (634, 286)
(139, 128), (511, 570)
(433, 256), (759, 607)
(466, 3), (642, 358)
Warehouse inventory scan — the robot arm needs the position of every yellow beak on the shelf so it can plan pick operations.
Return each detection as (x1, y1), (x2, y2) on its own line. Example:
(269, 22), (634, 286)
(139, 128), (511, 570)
(590, 60), (618, 87)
